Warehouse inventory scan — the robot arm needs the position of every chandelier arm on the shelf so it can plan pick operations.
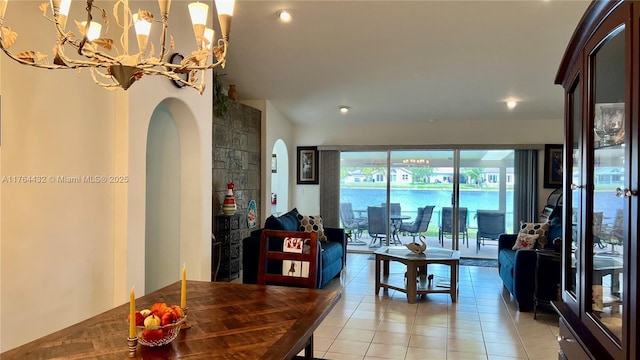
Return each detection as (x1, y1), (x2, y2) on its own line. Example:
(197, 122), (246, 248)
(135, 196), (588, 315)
(0, 46), (94, 70)
(158, 14), (169, 61)
(144, 41), (228, 71)
(77, 0), (96, 55)
(56, 44), (120, 68)
(89, 68), (122, 89)
(113, 0), (134, 56)
(138, 67), (203, 93)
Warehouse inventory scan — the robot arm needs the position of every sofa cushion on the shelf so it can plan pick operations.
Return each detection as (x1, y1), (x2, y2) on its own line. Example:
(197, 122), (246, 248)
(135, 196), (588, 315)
(519, 221), (550, 248)
(298, 214), (328, 242)
(498, 249), (516, 293)
(320, 241), (343, 263)
(264, 208), (300, 231)
(512, 233), (539, 250)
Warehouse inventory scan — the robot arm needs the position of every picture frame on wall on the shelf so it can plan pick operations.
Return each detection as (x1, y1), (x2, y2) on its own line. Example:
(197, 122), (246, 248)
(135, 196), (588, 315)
(297, 146), (319, 184)
(544, 144), (563, 188)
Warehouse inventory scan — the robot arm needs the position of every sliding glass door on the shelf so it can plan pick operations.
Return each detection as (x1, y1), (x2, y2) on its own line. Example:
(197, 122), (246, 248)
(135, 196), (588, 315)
(459, 150), (514, 258)
(339, 149), (514, 259)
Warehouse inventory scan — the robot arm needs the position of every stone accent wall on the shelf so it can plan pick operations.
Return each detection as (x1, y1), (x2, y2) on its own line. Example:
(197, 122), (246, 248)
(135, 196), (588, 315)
(213, 101), (261, 245)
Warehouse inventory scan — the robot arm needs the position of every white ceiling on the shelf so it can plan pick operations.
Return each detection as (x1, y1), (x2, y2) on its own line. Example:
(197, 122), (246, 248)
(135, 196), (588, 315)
(220, 0), (591, 125)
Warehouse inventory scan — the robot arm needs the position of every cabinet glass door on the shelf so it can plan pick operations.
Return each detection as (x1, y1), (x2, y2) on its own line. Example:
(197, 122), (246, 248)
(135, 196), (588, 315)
(589, 24), (625, 341)
(567, 77), (580, 301)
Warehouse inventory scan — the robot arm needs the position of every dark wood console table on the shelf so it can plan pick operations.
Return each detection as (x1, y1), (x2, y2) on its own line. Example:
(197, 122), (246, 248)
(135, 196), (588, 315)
(1, 281), (341, 359)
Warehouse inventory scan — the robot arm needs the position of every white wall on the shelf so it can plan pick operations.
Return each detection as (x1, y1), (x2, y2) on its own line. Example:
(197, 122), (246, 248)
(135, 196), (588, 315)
(1, 1), (213, 351)
(271, 139), (289, 216)
(293, 118), (563, 146)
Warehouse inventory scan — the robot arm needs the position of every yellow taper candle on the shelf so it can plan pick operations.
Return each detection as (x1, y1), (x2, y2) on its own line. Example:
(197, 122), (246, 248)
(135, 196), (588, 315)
(181, 263), (187, 308)
(129, 286), (135, 339)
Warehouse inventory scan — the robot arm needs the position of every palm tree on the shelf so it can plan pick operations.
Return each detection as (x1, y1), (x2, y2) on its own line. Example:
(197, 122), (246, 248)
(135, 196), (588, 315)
(409, 167), (434, 183)
(465, 168), (484, 187)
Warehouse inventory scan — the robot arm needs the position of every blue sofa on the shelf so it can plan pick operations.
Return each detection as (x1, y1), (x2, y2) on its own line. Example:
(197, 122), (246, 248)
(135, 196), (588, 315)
(498, 212), (562, 311)
(242, 208), (346, 288)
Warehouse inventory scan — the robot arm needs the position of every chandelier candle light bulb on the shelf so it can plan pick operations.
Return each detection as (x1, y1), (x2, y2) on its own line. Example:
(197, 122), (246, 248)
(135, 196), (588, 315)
(50, 0), (71, 29)
(204, 28), (215, 50)
(132, 13), (152, 55)
(0, 0), (235, 92)
(188, 2), (208, 49)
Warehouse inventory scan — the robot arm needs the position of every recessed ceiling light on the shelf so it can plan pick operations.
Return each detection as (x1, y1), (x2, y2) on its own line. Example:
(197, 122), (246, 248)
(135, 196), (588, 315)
(278, 10), (293, 22)
(339, 106), (350, 114)
(507, 100), (517, 109)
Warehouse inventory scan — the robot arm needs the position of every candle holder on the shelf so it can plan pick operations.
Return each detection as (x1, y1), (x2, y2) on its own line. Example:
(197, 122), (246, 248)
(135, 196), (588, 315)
(126, 337), (138, 358)
(181, 307), (191, 329)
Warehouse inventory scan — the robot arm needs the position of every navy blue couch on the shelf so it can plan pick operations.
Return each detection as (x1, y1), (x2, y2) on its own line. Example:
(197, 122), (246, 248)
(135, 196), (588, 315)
(498, 213), (562, 311)
(242, 208), (346, 288)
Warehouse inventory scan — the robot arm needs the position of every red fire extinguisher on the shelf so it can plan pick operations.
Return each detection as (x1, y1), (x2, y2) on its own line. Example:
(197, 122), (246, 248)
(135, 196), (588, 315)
(271, 193), (277, 205)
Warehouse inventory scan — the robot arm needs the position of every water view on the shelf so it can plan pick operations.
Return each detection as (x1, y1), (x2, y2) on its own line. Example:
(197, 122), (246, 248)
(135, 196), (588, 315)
(341, 188), (515, 230)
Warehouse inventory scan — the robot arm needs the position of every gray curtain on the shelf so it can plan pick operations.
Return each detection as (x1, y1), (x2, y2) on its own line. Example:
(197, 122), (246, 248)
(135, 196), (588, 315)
(319, 150), (340, 227)
(513, 149), (539, 227)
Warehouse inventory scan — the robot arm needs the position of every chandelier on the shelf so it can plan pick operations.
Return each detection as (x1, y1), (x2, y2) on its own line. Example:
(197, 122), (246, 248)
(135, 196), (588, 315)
(0, 0), (235, 94)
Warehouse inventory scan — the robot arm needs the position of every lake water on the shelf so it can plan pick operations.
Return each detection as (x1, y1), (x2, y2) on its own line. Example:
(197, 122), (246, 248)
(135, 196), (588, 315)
(341, 188), (621, 229)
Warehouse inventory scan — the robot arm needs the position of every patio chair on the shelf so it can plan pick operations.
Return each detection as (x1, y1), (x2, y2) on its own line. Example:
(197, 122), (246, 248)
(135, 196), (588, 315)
(600, 209), (623, 255)
(438, 207), (469, 247)
(367, 206), (388, 248)
(593, 211), (606, 249)
(381, 203), (402, 216)
(400, 206), (435, 241)
(382, 203), (404, 244)
(476, 210), (506, 253)
(340, 202), (368, 240)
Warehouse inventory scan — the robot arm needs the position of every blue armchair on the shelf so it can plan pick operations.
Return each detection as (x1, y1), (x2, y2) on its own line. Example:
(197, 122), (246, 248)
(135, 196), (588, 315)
(497, 213), (562, 311)
(242, 208), (346, 288)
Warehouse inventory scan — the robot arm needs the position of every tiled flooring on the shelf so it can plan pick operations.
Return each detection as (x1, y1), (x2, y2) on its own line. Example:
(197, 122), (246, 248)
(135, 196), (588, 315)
(314, 253), (560, 360)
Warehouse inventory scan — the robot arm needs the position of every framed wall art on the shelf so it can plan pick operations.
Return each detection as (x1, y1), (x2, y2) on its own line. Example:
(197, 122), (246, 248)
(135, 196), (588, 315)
(297, 146), (319, 184)
(544, 144), (563, 189)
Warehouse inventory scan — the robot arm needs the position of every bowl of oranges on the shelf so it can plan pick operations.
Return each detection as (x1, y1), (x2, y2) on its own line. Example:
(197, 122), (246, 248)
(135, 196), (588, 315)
(131, 302), (185, 346)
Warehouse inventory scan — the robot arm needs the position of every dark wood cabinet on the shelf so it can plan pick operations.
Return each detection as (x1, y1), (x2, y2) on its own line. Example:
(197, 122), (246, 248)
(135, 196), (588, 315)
(214, 214), (241, 281)
(554, 1), (638, 359)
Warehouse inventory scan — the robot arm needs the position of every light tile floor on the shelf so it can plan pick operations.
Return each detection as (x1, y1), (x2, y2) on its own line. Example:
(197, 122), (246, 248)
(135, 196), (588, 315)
(314, 253), (560, 360)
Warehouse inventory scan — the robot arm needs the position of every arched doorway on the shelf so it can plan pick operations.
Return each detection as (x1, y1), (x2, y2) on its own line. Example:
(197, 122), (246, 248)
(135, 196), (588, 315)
(271, 139), (289, 216)
(145, 99), (207, 292)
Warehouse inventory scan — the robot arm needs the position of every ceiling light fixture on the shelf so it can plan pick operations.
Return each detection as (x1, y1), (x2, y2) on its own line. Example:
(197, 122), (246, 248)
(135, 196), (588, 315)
(0, 0), (235, 94)
(278, 10), (292, 23)
(339, 106), (350, 114)
(507, 100), (518, 109)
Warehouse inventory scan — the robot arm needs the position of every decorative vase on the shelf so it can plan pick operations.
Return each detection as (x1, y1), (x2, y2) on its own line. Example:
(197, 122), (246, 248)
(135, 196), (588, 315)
(228, 84), (238, 101)
(222, 182), (236, 215)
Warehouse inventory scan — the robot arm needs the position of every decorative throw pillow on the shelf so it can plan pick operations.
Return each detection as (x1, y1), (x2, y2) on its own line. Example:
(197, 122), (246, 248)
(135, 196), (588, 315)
(512, 233), (539, 250)
(297, 214), (328, 242)
(265, 208), (299, 231)
(519, 221), (550, 248)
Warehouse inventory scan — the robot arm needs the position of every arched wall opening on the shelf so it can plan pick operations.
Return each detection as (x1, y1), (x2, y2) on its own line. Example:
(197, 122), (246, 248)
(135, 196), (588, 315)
(145, 98), (207, 292)
(271, 139), (289, 215)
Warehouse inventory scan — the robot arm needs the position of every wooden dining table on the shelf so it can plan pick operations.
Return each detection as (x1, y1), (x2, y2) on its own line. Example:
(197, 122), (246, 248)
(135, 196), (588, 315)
(1, 281), (341, 359)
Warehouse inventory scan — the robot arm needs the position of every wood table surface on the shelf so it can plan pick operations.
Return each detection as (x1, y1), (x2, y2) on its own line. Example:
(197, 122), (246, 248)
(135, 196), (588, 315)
(1, 281), (341, 360)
